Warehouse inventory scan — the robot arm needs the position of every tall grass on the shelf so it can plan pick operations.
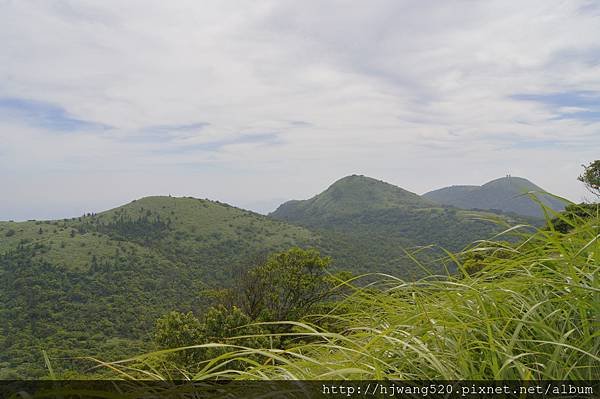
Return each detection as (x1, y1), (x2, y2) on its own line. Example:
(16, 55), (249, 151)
(95, 205), (599, 381)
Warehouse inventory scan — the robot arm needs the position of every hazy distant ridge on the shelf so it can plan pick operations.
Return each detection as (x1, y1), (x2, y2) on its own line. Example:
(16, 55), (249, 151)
(423, 176), (567, 218)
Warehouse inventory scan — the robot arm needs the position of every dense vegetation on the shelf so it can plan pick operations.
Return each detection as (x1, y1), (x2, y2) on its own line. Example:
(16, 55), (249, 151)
(150, 248), (339, 375)
(98, 201), (599, 384)
(423, 176), (566, 218)
(0, 197), (316, 378)
(0, 242), (191, 378)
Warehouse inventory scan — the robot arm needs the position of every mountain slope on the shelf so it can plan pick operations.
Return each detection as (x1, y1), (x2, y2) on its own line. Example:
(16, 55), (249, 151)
(78, 196), (316, 284)
(0, 196), (316, 378)
(273, 175), (433, 220)
(423, 176), (567, 218)
(270, 175), (520, 277)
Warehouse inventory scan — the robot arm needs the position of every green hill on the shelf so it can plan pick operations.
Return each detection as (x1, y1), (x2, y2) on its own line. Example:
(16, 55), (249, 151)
(273, 175), (432, 219)
(423, 176), (567, 218)
(270, 175), (522, 276)
(0, 196), (316, 378)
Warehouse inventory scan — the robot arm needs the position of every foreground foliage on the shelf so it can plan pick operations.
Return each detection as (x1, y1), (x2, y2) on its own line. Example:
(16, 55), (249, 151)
(150, 248), (337, 374)
(579, 160), (600, 198)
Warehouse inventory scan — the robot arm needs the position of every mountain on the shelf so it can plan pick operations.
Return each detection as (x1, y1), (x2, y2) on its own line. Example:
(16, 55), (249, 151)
(271, 175), (521, 276)
(0, 196), (316, 378)
(273, 175), (432, 220)
(423, 176), (567, 218)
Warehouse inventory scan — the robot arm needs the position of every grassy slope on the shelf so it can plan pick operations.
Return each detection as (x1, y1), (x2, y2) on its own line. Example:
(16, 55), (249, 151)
(0, 196), (316, 378)
(273, 174), (433, 218)
(0, 219), (167, 271)
(83, 196), (316, 284)
(1, 196), (315, 277)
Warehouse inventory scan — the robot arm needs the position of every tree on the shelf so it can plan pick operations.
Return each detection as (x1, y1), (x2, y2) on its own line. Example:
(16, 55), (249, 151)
(550, 203), (598, 233)
(242, 248), (333, 324)
(201, 305), (271, 362)
(154, 311), (204, 366)
(225, 253), (270, 320)
(153, 307), (270, 371)
(549, 161), (600, 232)
(578, 160), (600, 199)
(152, 248), (336, 371)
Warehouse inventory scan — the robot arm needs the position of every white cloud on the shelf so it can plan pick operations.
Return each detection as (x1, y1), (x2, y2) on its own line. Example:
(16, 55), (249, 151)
(0, 0), (598, 219)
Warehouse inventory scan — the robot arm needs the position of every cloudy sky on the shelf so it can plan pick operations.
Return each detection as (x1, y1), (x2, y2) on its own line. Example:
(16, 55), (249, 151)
(1, 0), (599, 220)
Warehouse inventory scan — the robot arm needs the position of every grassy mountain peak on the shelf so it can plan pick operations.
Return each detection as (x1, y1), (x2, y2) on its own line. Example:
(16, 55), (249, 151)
(271, 174), (431, 220)
(482, 175), (542, 190)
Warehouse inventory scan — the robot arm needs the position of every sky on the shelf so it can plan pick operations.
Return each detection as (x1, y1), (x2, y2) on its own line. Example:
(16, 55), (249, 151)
(1, 0), (599, 220)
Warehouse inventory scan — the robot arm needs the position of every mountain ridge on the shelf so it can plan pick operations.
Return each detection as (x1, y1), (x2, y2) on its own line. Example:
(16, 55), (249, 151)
(272, 174), (434, 220)
(269, 174), (524, 279)
(423, 176), (567, 218)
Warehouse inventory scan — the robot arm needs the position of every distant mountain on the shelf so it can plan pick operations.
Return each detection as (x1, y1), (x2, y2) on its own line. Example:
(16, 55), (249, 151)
(423, 176), (567, 218)
(0, 196), (316, 378)
(271, 175), (520, 277)
(273, 175), (433, 220)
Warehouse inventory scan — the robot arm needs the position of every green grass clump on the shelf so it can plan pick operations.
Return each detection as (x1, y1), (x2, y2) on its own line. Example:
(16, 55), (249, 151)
(99, 208), (598, 380)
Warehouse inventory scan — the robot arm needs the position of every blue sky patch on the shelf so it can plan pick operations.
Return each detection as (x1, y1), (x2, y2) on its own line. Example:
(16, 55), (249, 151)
(158, 132), (283, 154)
(143, 122), (210, 133)
(511, 91), (600, 123)
(289, 120), (312, 127)
(0, 97), (111, 132)
(122, 122), (211, 143)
